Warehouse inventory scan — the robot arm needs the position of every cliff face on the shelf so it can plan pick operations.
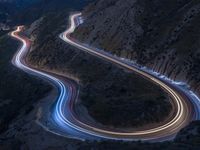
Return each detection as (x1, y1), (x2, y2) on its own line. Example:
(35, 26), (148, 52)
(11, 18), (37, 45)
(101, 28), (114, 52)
(72, 0), (200, 94)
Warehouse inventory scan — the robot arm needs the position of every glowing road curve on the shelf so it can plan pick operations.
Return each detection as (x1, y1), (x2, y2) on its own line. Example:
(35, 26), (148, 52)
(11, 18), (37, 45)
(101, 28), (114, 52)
(59, 13), (199, 140)
(10, 13), (199, 141)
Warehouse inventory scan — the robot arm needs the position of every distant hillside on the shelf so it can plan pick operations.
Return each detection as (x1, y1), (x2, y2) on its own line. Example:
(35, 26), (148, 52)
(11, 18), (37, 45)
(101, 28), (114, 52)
(0, 0), (40, 6)
(0, 0), (94, 25)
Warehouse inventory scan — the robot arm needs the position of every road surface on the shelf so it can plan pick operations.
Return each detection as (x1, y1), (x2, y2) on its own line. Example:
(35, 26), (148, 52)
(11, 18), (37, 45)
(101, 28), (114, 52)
(10, 13), (199, 141)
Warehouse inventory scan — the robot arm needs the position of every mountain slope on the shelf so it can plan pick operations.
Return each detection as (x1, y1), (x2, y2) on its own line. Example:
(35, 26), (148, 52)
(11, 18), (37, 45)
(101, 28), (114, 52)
(72, 0), (200, 96)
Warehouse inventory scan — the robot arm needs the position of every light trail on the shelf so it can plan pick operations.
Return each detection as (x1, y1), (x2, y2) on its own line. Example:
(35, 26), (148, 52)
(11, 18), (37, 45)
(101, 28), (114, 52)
(10, 26), (92, 138)
(10, 12), (199, 141)
(58, 13), (200, 140)
(10, 26), (123, 140)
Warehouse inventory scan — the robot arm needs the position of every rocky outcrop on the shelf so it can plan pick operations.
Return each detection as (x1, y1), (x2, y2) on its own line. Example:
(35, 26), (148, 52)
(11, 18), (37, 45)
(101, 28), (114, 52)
(72, 0), (200, 95)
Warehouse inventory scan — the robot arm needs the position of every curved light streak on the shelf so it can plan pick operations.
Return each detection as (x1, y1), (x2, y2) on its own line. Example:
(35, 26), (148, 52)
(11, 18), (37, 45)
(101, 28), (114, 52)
(10, 12), (199, 141)
(59, 13), (199, 140)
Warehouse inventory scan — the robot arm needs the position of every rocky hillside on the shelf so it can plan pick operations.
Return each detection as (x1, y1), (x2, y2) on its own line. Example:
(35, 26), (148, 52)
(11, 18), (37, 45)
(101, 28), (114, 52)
(72, 0), (200, 95)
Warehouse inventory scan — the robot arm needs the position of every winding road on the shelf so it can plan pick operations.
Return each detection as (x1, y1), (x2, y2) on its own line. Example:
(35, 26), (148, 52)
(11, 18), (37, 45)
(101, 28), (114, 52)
(10, 13), (200, 141)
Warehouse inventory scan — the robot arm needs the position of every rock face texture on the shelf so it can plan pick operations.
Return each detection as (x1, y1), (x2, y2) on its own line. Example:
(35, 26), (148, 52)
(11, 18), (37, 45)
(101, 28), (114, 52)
(72, 0), (200, 95)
